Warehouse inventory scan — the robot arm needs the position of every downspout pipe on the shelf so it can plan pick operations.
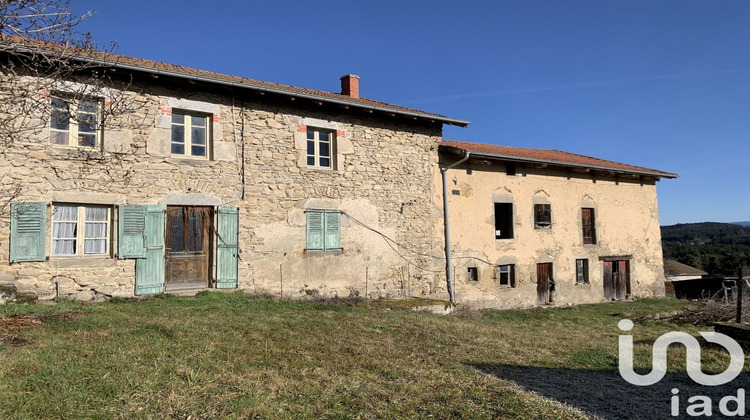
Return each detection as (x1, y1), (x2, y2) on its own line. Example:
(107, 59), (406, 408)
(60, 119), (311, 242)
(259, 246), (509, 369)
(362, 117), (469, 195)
(440, 151), (471, 303)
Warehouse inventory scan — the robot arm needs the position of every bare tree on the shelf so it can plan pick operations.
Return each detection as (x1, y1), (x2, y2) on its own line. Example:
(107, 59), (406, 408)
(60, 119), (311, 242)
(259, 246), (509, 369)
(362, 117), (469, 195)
(0, 1), (140, 211)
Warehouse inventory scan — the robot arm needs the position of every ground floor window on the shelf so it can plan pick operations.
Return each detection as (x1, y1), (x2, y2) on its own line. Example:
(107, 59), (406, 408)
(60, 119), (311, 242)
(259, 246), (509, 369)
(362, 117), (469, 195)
(576, 259), (589, 284)
(52, 204), (110, 256)
(306, 210), (341, 251)
(498, 264), (515, 288)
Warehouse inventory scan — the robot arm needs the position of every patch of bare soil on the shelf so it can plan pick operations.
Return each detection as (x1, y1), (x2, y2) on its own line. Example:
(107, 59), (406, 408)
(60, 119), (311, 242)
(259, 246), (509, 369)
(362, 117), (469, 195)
(0, 311), (88, 346)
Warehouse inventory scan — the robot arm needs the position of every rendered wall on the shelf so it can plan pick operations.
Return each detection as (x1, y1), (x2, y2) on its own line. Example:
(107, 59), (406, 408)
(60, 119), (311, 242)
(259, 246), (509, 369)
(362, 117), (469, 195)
(433, 157), (668, 309)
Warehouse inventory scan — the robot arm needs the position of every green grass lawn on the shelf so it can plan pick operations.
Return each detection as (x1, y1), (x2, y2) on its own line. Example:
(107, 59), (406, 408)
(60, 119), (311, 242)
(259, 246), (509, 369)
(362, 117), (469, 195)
(0, 293), (745, 419)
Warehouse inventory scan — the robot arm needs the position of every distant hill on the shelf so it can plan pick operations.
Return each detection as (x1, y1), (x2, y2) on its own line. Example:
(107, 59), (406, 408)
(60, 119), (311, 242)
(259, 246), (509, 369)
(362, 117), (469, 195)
(661, 222), (750, 276)
(733, 221), (750, 227)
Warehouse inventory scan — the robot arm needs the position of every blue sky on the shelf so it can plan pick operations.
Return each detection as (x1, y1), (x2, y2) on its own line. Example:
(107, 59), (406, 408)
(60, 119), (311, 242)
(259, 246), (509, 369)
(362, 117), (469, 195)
(72, 0), (749, 225)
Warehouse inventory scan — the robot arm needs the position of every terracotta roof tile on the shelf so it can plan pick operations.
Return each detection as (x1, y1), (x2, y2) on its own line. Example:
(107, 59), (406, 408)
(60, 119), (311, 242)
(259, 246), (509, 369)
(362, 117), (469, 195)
(664, 260), (707, 277)
(0, 35), (468, 126)
(440, 140), (677, 179)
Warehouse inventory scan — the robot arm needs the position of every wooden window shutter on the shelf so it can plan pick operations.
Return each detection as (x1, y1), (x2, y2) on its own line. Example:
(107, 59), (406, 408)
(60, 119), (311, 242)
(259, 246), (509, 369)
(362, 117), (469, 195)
(306, 211), (324, 251)
(118, 205), (147, 259)
(10, 202), (47, 263)
(134, 205), (165, 295)
(510, 264), (516, 288)
(216, 206), (239, 289)
(324, 211), (341, 251)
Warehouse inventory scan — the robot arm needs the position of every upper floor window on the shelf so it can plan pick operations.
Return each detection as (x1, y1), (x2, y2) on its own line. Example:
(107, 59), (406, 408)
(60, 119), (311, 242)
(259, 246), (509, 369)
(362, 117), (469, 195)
(534, 204), (551, 229)
(52, 204), (111, 256)
(582, 208), (597, 244)
(494, 203), (513, 239)
(307, 128), (333, 169)
(49, 96), (100, 148)
(172, 111), (208, 158)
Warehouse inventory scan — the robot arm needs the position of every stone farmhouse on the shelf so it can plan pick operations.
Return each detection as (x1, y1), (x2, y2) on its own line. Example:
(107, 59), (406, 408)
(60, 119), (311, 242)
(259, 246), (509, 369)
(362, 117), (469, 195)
(436, 141), (677, 308)
(0, 37), (677, 308)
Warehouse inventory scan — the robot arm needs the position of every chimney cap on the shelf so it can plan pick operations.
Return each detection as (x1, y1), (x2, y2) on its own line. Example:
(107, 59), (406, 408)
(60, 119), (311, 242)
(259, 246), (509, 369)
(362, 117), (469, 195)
(340, 74), (360, 80)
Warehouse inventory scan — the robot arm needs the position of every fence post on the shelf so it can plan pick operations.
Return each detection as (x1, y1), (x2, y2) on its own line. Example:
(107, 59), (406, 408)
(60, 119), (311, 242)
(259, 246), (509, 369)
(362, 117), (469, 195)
(737, 266), (743, 323)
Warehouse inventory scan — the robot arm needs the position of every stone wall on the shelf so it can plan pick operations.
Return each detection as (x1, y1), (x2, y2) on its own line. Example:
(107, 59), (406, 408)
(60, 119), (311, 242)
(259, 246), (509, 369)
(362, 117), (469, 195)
(0, 77), (444, 301)
(433, 159), (668, 309)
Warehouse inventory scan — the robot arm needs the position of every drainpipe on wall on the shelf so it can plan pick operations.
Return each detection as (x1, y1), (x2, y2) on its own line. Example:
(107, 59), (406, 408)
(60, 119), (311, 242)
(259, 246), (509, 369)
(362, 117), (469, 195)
(441, 151), (471, 303)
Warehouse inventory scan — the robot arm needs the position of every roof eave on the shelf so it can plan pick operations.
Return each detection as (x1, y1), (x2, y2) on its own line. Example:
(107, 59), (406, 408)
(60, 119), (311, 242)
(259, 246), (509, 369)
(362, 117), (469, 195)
(5, 42), (470, 127)
(440, 145), (678, 180)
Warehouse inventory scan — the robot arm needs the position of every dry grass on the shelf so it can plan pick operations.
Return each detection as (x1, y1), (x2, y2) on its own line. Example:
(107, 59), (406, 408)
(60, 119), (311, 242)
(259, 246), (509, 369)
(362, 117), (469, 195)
(0, 293), (746, 419)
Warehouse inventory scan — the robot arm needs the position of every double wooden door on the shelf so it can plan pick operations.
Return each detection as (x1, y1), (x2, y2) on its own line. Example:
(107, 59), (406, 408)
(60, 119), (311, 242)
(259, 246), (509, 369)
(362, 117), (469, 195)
(165, 206), (212, 290)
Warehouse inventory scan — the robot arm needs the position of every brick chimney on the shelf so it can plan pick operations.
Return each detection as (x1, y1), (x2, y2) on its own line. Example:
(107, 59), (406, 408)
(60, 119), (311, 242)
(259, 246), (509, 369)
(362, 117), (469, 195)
(340, 74), (360, 98)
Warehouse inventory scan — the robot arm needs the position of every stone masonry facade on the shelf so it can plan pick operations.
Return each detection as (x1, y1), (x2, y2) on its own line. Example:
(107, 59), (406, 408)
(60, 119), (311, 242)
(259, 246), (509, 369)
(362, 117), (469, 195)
(0, 73), (447, 302)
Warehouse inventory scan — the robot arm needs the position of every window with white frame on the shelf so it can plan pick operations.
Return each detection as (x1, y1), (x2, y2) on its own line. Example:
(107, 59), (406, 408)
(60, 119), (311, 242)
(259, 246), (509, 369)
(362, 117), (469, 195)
(171, 111), (209, 158)
(498, 264), (515, 288)
(52, 204), (110, 256)
(49, 96), (100, 147)
(306, 128), (334, 169)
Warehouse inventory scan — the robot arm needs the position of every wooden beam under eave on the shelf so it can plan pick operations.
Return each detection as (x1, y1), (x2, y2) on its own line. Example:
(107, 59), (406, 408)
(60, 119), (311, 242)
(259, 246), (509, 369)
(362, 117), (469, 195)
(618, 172), (639, 179)
(572, 167), (591, 174)
(528, 163), (548, 169)
(289, 97), (296, 101)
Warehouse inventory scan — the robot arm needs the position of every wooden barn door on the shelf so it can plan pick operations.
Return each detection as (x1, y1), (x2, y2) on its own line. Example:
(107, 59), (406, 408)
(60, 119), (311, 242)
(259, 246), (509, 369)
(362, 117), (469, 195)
(165, 206), (212, 290)
(537, 263), (553, 306)
(603, 260), (630, 301)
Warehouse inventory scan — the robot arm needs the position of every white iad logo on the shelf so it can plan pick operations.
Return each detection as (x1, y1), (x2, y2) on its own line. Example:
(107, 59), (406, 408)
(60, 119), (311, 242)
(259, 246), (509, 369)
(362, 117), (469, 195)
(618, 319), (745, 386)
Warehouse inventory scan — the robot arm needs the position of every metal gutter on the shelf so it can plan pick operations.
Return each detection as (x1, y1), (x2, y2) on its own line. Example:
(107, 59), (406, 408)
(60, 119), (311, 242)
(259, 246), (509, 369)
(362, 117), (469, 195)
(441, 146), (678, 179)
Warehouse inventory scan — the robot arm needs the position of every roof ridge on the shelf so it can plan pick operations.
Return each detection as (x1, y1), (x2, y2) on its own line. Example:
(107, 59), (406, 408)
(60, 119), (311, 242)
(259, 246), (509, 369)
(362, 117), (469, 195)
(0, 34), (466, 125)
(440, 140), (677, 178)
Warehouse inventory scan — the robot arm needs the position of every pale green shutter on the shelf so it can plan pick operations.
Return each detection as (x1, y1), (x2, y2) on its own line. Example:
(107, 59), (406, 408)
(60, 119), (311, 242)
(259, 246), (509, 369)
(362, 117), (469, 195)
(306, 211), (324, 251)
(118, 205), (147, 259)
(216, 206), (239, 289)
(324, 211), (341, 251)
(10, 202), (47, 263)
(135, 205), (165, 295)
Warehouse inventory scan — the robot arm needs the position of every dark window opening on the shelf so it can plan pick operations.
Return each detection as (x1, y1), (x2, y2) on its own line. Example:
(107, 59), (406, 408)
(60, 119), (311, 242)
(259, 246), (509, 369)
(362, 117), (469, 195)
(534, 204), (551, 229)
(494, 203), (513, 239)
(498, 264), (516, 288)
(576, 259), (589, 284)
(467, 267), (478, 282)
(582, 208), (597, 244)
(506, 162), (517, 176)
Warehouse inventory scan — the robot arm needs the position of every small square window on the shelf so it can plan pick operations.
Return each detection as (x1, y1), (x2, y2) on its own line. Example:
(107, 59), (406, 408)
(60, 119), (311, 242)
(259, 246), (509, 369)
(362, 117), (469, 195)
(306, 128), (335, 169)
(51, 204), (111, 256)
(498, 264), (515, 288)
(534, 204), (551, 229)
(506, 162), (517, 176)
(49, 96), (100, 148)
(576, 259), (589, 284)
(467, 267), (478, 282)
(171, 111), (209, 158)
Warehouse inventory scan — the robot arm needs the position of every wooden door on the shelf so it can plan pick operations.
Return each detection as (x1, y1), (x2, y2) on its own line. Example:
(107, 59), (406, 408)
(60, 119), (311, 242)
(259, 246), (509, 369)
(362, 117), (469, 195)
(165, 206), (212, 290)
(615, 260), (629, 300)
(603, 260), (630, 301)
(537, 263), (553, 306)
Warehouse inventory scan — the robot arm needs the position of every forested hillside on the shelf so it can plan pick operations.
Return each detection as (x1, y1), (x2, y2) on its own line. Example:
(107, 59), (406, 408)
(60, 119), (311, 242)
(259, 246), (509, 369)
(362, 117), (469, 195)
(661, 222), (750, 275)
